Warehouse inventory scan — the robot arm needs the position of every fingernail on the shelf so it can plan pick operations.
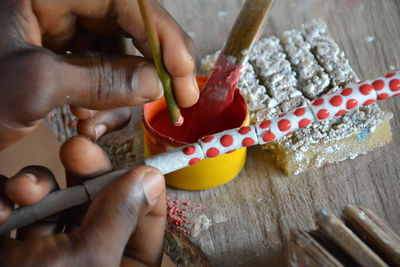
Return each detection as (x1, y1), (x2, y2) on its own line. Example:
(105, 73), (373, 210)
(193, 75), (199, 92)
(21, 173), (37, 183)
(133, 63), (163, 102)
(142, 170), (164, 206)
(95, 124), (107, 139)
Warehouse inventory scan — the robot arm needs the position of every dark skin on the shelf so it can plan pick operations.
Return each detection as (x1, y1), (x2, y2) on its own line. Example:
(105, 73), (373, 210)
(0, 0), (199, 266)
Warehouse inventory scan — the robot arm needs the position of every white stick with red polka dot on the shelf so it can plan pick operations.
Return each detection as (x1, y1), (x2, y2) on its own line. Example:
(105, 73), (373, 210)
(144, 143), (204, 174)
(144, 71), (399, 173)
(198, 125), (259, 158)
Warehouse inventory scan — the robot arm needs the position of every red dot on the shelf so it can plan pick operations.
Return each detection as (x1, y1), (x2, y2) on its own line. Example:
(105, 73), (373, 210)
(372, 80), (385, 91)
(389, 79), (400, 92)
(294, 108), (305, 116)
(183, 146), (195, 155)
(201, 135), (214, 143)
(260, 120), (271, 129)
(385, 73), (395, 78)
(335, 110), (346, 116)
(238, 126), (251, 135)
(189, 158), (200, 165)
(285, 131), (294, 136)
(206, 147), (219, 158)
(278, 119), (291, 131)
(227, 149), (236, 154)
(278, 113), (287, 118)
(363, 99), (375, 106)
(357, 80), (365, 84)
(329, 95), (343, 107)
(242, 137), (255, 147)
(360, 84), (373, 95)
(377, 93), (389, 100)
(312, 98), (324, 106)
(299, 119), (311, 128)
(317, 109), (330, 120)
(394, 93), (400, 97)
(346, 99), (358, 109)
(341, 88), (353, 96)
(220, 135), (233, 147)
(262, 130), (275, 142)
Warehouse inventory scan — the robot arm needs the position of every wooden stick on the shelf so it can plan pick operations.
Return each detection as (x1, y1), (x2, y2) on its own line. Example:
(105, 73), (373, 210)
(138, 0), (183, 126)
(342, 205), (400, 266)
(317, 209), (388, 267)
(223, 0), (275, 65)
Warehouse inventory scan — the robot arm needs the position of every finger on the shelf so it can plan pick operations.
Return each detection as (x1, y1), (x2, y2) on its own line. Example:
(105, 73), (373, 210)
(117, 1), (199, 108)
(5, 166), (58, 207)
(60, 136), (112, 183)
(77, 166), (165, 266)
(0, 175), (12, 225)
(69, 106), (97, 120)
(33, 0), (198, 108)
(76, 107), (131, 141)
(4, 166), (62, 240)
(53, 53), (163, 109)
(124, 179), (166, 266)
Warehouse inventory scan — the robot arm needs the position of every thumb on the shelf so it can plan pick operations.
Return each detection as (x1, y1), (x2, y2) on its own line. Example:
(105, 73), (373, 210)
(76, 166), (165, 266)
(53, 53), (163, 110)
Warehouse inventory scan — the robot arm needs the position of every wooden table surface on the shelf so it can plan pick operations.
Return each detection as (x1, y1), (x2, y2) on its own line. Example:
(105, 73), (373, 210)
(106, 0), (400, 266)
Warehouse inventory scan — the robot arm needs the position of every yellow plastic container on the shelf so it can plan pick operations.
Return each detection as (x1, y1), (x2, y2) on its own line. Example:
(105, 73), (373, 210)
(142, 76), (249, 190)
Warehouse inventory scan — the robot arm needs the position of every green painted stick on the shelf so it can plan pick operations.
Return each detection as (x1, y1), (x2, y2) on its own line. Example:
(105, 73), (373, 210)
(138, 0), (183, 126)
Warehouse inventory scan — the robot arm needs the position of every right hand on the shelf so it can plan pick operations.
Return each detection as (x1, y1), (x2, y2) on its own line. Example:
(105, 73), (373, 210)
(0, 136), (166, 266)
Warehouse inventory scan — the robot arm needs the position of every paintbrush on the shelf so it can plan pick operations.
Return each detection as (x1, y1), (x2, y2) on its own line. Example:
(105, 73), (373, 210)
(138, 0), (183, 126)
(186, 0), (275, 138)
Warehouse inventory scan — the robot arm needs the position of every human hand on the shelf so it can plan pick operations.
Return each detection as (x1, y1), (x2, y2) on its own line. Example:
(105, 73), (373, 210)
(0, 0), (199, 149)
(0, 136), (166, 266)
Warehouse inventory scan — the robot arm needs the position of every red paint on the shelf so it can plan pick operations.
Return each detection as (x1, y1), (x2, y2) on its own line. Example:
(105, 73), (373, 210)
(238, 126), (251, 135)
(341, 88), (353, 96)
(299, 119), (311, 128)
(389, 79), (400, 91)
(335, 110), (347, 116)
(278, 119), (291, 131)
(330, 95), (343, 107)
(359, 84), (373, 95)
(189, 158), (200, 165)
(363, 99), (375, 106)
(183, 146), (196, 155)
(278, 113), (287, 118)
(294, 108), (305, 116)
(385, 73), (395, 78)
(144, 76), (247, 145)
(262, 130), (275, 142)
(285, 131), (294, 136)
(260, 120), (271, 129)
(186, 54), (243, 136)
(220, 134), (233, 147)
(372, 80), (385, 91)
(201, 135), (214, 143)
(377, 93), (389, 100)
(206, 147), (220, 158)
(346, 99), (358, 109)
(312, 98), (324, 106)
(242, 137), (254, 147)
(317, 109), (330, 120)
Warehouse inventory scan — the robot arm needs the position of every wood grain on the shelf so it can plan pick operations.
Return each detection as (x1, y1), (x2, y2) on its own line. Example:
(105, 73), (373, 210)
(103, 0), (400, 265)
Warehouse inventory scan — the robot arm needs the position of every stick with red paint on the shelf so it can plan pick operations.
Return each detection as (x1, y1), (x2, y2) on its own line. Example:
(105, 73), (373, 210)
(186, 0), (275, 136)
(1, 71), (399, 234)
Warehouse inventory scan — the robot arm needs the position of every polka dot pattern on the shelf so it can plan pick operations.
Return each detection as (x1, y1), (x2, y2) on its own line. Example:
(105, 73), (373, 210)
(371, 71), (400, 100)
(310, 81), (377, 121)
(144, 143), (204, 175)
(199, 126), (258, 158)
(255, 106), (315, 144)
